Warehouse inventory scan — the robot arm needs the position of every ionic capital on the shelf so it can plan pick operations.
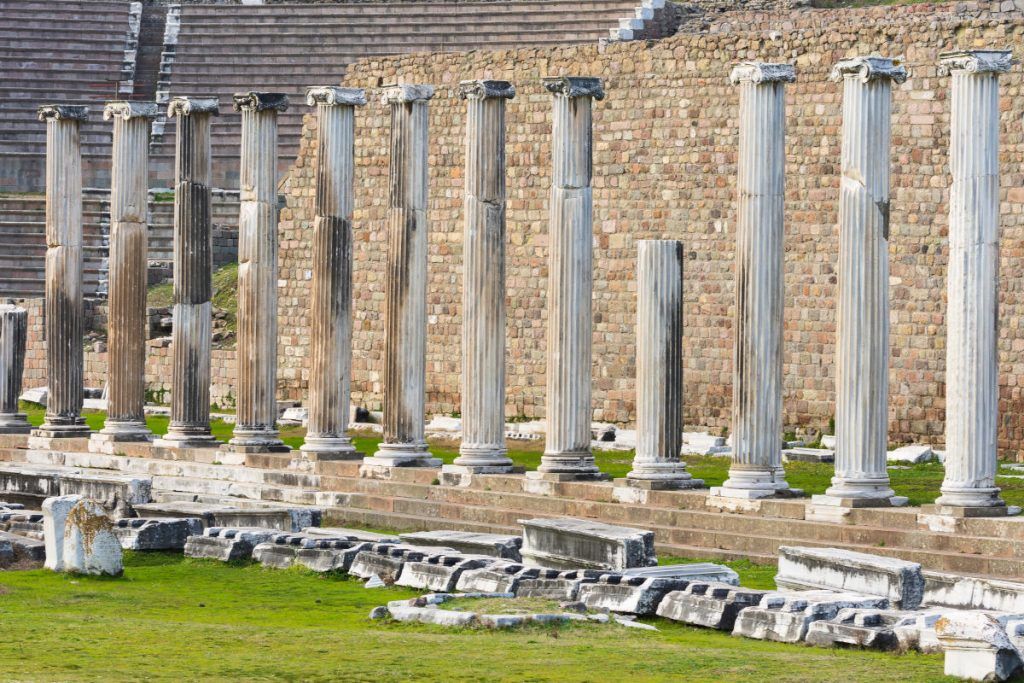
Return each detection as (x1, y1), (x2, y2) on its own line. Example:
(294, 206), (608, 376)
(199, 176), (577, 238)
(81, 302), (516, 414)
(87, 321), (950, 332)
(381, 84), (435, 105)
(305, 86), (367, 107)
(459, 80), (516, 100)
(730, 62), (796, 85)
(232, 92), (289, 113)
(830, 56), (908, 84)
(37, 104), (88, 122)
(543, 76), (604, 100)
(168, 97), (220, 118)
(939, 50), (1015, 76)
(103, 101), (159, 121)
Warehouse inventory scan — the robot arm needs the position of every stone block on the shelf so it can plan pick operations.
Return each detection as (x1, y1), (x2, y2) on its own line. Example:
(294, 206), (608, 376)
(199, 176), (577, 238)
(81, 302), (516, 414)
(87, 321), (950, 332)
(0, 510), (44, 539)
(0, 529), (45, 562)
(133, 501), (319, 531)
(348, 544), (433, 583)
(514, 569), (607, 601)
(113, 518), (203, 550)
(656, 581), (769, 630)
(42, 494), (77, 571)
(577, 575), (689, 615)
(623, 563), (739, 585)
(781, 447), (834, 463)
(455, 562), (540, 593)
(923, 571), (1024, 612)
(519, 517), (656, 570)
(887, 445), (935, 464)
(776, 546), (925, 609)
(937, 612), (1024, 682)
(732, 590), (889, 643)
(399, 530), (522, 561)
(183, 527), (278, 562)
(57, 498), (123, 576)
(303, 526), (399, 543)
(396, 553), (496, 592)
(252, 532), (350, 569)
(294, 539), (375, 573)
(805, 608), (923, 650)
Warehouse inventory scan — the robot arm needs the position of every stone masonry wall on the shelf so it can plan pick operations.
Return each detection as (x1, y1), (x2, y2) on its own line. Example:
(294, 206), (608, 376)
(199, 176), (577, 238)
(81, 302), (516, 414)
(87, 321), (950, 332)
(276, 2), (1024, 457)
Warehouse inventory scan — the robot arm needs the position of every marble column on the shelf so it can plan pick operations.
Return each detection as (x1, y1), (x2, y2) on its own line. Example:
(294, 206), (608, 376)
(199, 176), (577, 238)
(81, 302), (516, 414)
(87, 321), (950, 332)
(0, 305), (30, 434)
(33, 105), (91, 440)
(363, 84), (440, 469)
(445, 79), (516, 477)
(624, 240), (702, 489)
(935, 50), (1014, 513)
(155, 97), (220, 449)
(94, 101), (158, 446)
(301, 86), (366, 459)
(711, 63), (794, 500)
(228, 92), (289, 453)
(530, 76), (606, 482)
(814, 57), (907, 508)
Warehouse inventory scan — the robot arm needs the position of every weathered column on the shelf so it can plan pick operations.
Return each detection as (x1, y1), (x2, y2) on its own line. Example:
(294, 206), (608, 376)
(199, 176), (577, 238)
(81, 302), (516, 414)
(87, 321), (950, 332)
(934, 50), (1014, 514)
(32, 105), (91, 441)
(0, 305), (30, 434)
(444, 79), (516, 480)
(301, 86), (366, 459)
(529, 76), (606, 482)
(93, 101), (158, 448)
(813, 57), (907, 510)
(623, 240), (702, 489)
(710, 63), (795, 500)
(363, 84), (441, 470)
(154, 97), (220, 449)
(228, 92), (289, 453)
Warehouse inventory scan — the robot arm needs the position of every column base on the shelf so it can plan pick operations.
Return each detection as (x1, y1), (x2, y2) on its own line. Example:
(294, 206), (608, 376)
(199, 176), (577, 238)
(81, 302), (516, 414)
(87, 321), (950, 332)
(440, 463), (521, 486)
(710, 464), (794, 500)
(533, 450), (606, 481)
(154, 426), (219, 450)
(89, 426), (153, 454)
(362, 442), (441, 469)
(300, 435), (362, 460)
(619, 475), (705, 491)
(624, 459), (702, 489)
(807, 494), (909, 523)
(921, 502), (1011, 519)
(453, 445), (514, 472)
(0, 414), (32, 434)
(935, 486), (1006, 511)
(32, 420), (90, 440)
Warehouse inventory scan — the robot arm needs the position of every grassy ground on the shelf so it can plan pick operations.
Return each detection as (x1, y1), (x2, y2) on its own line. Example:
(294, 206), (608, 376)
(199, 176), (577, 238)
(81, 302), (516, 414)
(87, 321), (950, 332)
(18, 403), (1024, 508)
(0, 552), (951, 682)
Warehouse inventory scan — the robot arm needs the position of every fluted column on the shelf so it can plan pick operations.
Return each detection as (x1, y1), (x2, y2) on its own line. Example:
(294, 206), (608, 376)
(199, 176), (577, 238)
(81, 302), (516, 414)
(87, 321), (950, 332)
(363, 84), (441, 469)
(33, 105), (91, 440)
(529, 76), (606, 482)
(93, 101), (158, 446)
(301, 86), (366, 459)
(814, 57), (907, 508)
(445, 80), (516, 477)
(624, 240), (702, 489)
(935, 50), (1014, 513)
(0, 305), (30, 434)
(155, 97), (219, 449)
(228, 92), (289, 453)
(711, 63), (794, 500)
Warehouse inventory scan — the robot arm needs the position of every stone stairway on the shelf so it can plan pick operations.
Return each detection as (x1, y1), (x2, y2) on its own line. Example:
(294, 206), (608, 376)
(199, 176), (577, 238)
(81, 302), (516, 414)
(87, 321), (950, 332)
(2, 441), (1023, 580)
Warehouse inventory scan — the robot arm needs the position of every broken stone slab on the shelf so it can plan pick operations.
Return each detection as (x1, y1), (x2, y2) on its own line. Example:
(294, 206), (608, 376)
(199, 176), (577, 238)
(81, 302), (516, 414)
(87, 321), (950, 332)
(804, 607), (922, 651)
(0, 529), (45, 562)
(133, 501), (320, 531)
(680, 431), (730, 456)
(19, 387), (47, 406)
(821, 434), (837, 449)
(732, 590), (890, 643)
(937, 612), (1024, 682)
(781, 447), (835, 464)
(923, 571), (1024, 613)
(302, 526), (399, 543)
(54, 497), (124, 576)
(183, 527), (279, 562)
(577, 574), (689, 615)
(519, 517), (656, 570)
(623, 563), (739, 585)
(656, 581), (770, 630)
(887, 444), (935, 464)
(113, 518), (203, 551)
(252, 532), (352, 569)
(455, 562), (541, 593)
(514, 569), (609, 601)
(399, 530), (522, 561)
(348, 544), (450, 583)
(395, 553), (496, 592)
(294, 539), (375, 573)
(776, 546), (925, 609)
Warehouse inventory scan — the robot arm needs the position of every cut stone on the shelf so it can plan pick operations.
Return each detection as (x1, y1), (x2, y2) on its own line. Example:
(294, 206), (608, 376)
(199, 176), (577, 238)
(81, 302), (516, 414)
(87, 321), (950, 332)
(294, 539), (375, 573)
(132, 501), (319, 531)
(937, 612), (1024, 682)
(60, 498), (124, 576)
(732, 590), (889, 643)
(183, 527), (279, 562)
(805, 607), (921, 650)
(348, 544), (443, 583)
(923, 571), (1024, 612)
(399, 530), (522, 560)
(656, 581), (770, 630)
(577, 575), (689, 615)
(519, 517), (656, 570)
(623, 563), (739, 585)
(455, 562), (540, 593)
(776, 546), (925, 609)
(781, 447), (835, 463)
(887, 445), (935, 464)
(514, 569), (608, 601)
(0, 464), (151, 517)
(395, 553), (496, 592)
(302, 526), (399, 543)
(0, 510), (44, 539)
(113, 518), (203, 550)
(42, 494), (78, 571)
(0, 529), (45, 562)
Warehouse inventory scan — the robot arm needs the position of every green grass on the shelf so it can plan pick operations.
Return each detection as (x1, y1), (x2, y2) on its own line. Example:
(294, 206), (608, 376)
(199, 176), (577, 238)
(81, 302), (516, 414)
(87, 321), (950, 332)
(0, 552), (951, 682)
(147, 262), (238, 341)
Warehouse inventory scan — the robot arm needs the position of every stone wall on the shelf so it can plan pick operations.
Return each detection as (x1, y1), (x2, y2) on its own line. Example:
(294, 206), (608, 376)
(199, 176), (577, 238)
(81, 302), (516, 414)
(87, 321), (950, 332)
(276, 2), (1024, 456)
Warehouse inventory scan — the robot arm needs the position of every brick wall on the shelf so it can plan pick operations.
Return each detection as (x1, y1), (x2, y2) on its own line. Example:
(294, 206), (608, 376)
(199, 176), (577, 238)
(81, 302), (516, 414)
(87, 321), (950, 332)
(275, 2), (1024, 457)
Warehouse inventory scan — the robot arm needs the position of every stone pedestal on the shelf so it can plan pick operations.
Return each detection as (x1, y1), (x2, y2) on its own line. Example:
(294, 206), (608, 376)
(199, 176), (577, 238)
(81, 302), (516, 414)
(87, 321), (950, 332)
(154, 97), (220, 449)
(444, 80), (517, 481)
(710, 63), (795, 500)
(621, 240), (702, 490)
(33, 105), (91, 440)
(811, 57), (907, 512)
(529, 76), (607, 483)
(301, 86), (367, 459)
(92, 101), (159, 449)
(935, 50), (1014, 515)
(228, 92), (290, 454)
(0, 305), (30, 434)
(363, 85), (441, 471)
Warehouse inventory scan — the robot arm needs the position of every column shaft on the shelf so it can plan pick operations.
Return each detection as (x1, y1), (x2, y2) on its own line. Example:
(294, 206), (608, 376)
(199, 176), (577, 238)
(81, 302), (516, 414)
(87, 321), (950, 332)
(0, 305), (30, 434)
(302, 86), (365, 458)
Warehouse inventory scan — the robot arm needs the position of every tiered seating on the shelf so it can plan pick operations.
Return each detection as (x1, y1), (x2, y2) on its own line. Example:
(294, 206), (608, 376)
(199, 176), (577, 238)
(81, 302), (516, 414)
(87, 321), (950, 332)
(0, 0), (132, 191)
(152, 0), (644, 186)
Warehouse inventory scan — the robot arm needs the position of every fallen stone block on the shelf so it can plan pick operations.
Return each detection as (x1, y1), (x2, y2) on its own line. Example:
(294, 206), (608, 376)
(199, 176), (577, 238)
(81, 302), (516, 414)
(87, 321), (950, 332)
(0, 529), (45, 562)
(781, 447), (834, 463)
(399, 530), (522, 561)
(623, 563), (739, 586)
(805, 607), (924, 650)
(577, 574), (689, 615)
(514, 569), (608, 601)
(732, 590), (889, 643)
(294, 539), (375, 573)
(455, 562), (540, 593)
(656, 581), (770, 630)
(52, 497), (123, 576)
(348, 544), (436, 583)
(302, 526), (399, 543)
(133, 501), (319, 532)
(887, 444), (934, 464)
(776, 546), (924, 609)
(113, 518), (203, 551)
(937, 612), (1024, 682)
(252, 532), (350, 569)
(396, 553), (495, 592)
(0, 510), (44, 539)
(519, 517), (656, 570)
(923, 571), (1024, 613)
(183, 527), (279, 562)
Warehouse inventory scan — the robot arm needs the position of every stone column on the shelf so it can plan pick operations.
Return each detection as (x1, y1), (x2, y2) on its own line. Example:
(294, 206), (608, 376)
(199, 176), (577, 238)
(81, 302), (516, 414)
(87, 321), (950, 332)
(33, 105), (91, 440)
(155, 97), (220, 449)
(529, 76), (606, 482)
(813, 57), (907, 509)
(444, 79), (516, 479)
(0, 305), (30, 434)
(710, 63), (795, 500)
(363, 84), (441, 470)
(934, 50), (1014, 514)
(93, 101), (158, 447)
(301, 86), (366, 459)
(228, 92), (289, 453)
(623, 240), (702, 489)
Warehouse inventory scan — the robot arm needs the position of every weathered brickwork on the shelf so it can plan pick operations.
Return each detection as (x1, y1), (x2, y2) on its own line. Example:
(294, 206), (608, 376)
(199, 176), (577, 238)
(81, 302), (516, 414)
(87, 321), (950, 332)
(274, 3), (1024, 456)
